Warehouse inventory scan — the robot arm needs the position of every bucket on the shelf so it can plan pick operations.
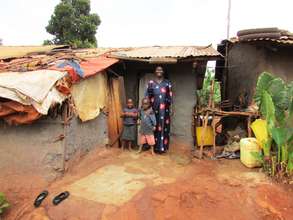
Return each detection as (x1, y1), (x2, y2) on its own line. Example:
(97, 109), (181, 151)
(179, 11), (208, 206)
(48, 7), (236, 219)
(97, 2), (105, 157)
(240, 138), (262, 168)
(196, 126), (214, 146)
(251, 119), (268, 149)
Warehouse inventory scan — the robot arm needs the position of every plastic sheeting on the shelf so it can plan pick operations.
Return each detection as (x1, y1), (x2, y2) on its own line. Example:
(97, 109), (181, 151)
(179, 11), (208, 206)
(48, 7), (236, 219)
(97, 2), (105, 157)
(0, 70), (67, 114)
(32, 88), (67, 114)
(71, 72), (108, 122)
(0, 101), (41, 125)
(0, 70), (65, 102)
(50, 56), (118, 83)
(56, 60), (84, 77)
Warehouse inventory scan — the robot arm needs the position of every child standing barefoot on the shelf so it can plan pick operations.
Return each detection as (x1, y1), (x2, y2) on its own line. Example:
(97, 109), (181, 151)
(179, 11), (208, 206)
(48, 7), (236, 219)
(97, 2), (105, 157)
(121, 99), (138, 150)
(138, 98), (157, 155)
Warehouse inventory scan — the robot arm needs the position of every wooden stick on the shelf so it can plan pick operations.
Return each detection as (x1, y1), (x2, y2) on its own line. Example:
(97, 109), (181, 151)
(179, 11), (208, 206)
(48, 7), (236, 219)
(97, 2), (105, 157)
(212, 113), (216, 156)
(199, 80), (215, 159)
(199, 108), (258, 117)
(247, 116), (252, 137)
(199, 112), (208, 159)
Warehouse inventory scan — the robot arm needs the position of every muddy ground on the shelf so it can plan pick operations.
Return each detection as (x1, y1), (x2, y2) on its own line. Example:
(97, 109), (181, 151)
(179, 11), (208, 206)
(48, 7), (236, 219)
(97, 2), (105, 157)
(1, 141), (293, 220)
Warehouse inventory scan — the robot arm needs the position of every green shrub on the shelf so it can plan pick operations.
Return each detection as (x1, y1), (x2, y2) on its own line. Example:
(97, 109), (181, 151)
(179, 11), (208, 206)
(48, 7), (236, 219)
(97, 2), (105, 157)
(0, 192), (9, 215)
(197, 69), (221, 107)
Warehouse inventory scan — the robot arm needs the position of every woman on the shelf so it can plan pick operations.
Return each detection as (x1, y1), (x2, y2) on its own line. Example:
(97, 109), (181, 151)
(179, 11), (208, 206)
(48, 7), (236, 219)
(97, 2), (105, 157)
(145, 66), (172, 153)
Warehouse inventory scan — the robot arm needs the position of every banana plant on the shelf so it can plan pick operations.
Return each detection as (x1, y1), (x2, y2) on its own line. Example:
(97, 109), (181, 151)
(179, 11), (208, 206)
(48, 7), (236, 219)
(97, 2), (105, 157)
(254, 72), (293, 174)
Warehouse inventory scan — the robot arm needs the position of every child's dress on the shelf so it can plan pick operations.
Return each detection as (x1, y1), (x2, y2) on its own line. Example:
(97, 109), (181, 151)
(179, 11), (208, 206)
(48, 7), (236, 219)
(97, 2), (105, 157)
(121, 107), (138, 141)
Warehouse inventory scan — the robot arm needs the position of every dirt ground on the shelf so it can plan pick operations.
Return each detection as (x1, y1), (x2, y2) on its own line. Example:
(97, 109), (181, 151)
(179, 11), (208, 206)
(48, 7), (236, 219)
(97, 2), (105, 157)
(1, 140), (293, 220)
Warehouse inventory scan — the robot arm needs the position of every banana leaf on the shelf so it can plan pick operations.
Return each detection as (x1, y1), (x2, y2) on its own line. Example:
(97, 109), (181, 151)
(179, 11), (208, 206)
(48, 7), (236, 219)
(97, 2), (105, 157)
(261, 91), (276, 130)
(268, 78), (288, 124)
(271, 127), (288, 162)
(255, 72), (275, 105)
(271, 127), (287, 146)
(288, 82), (293, 119)
(268, 78), (288, 108)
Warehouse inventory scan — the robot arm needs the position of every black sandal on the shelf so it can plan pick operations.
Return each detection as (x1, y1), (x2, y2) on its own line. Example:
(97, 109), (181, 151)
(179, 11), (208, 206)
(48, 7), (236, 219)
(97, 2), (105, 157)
(53, 191), (70, 205)
(34, 190), (49, 207)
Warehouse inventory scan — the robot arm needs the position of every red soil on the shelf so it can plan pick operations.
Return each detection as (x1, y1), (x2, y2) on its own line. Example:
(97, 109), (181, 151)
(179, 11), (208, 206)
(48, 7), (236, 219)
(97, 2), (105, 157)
(1, 142), (293, 220)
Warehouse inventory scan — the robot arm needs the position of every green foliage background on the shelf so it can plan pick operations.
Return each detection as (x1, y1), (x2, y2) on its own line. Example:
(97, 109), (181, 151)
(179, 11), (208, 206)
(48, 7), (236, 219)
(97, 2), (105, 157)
(197, 69), (221, 107)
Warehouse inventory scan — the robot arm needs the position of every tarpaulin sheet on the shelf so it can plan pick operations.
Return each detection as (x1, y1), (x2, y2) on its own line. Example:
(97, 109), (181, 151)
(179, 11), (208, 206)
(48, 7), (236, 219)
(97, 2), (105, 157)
(56, 60), (84, 77)
(0, 86), (31, 105)
(80, 56), (119, 78)
(0, 70), (67, 114)
(71, 72), (108, 122)
(0, 86), (66, 115)
(52, 60), (82, 82)
(31, 88), (66, 114)
(0, 70), (65, 102)
(0, 101), (41, 125)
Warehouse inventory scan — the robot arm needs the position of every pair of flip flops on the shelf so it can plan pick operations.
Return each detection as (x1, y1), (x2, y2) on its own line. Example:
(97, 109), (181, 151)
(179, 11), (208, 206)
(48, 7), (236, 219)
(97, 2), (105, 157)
(34, 190), (70, 207)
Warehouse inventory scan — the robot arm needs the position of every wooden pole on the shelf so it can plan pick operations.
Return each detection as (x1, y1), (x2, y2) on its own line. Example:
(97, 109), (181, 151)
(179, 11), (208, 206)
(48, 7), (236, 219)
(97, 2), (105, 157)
(210, 81), (216, 157)
(199, 80), (215, 159)
(223, 0), (232, 100)
(212, 113), (216, 156)
(247, 116), (252, 137)
(227, 0), (232, 39)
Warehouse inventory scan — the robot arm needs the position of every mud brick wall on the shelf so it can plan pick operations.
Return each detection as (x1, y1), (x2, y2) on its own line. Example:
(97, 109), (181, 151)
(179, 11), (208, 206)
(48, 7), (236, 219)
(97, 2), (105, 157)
(64, 114), (108, 164)
(0, 114), (108, 182)
(226, 43), (293, 105)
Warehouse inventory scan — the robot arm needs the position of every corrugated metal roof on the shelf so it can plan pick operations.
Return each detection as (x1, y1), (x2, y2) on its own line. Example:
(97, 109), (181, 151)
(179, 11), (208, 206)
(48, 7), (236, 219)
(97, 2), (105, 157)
(229, 36), (293, 46)
(109, 45), (221, 60)
(73, 48), (118, 58)
(0, 45), (68, 59)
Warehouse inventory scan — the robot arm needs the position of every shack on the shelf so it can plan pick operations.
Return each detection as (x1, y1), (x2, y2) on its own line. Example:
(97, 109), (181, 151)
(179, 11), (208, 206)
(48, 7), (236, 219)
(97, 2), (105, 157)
(0, 44), (220, 182)
(0, 46), (119, 181)
(109, 45), (221, 146)
(216, 28), (293, 107)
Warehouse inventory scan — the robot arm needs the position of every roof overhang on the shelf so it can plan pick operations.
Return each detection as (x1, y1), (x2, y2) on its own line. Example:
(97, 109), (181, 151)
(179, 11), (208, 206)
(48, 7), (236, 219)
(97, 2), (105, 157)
(108, 45), (222, 63)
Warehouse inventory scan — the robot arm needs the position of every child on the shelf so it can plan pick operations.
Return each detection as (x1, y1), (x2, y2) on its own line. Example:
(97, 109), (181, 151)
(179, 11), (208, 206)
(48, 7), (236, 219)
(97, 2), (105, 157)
(121, 98), (138, 150)
(138, 98), (157, 155)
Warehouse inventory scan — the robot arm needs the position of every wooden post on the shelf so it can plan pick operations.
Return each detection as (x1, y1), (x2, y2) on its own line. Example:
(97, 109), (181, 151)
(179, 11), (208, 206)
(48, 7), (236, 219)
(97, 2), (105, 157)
(227, 0), (232, 39)
(199, 80), (215, 159)
(247, 116), (252, 137)
(212, 113), (216, 156)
